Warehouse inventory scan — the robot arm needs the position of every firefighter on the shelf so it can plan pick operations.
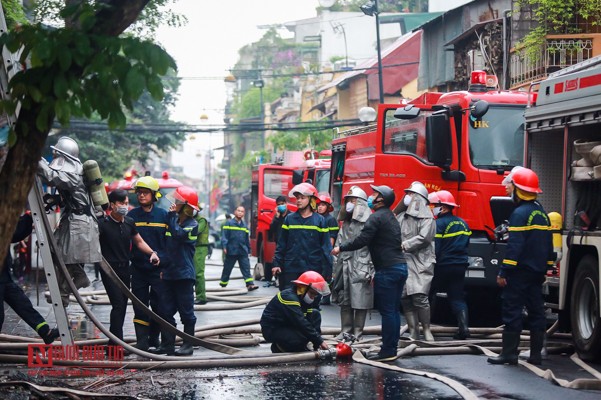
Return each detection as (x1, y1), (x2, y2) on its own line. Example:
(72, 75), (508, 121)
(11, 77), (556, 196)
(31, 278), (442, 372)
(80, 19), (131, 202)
(158, 186), (200, 356)
(37, 136), (102, 306)
(220, 206), (258, 291)
(272, 183), (332, 291)
(502, 166), (525, 196)
(332, 185), (408, 361)
(193, 203), (209, 304)
(331, 186), (373, 341)
(316, 192), (338, 305)
(127, 176), (169, 352)
(488, 168), (554, 366)
(428, 190), (472, 340)
(266, 195), (290, 283)
(0, 213), (59, 344)
(260, 271), (331, 353)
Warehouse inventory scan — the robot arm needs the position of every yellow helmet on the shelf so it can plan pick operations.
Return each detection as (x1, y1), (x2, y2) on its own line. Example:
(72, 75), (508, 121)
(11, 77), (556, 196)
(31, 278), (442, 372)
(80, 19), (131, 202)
(132, 176), (162, 199)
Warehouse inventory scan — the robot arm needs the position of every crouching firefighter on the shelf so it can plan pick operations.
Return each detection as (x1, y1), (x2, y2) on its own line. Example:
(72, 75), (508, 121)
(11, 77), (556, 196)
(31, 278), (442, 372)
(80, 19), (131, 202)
(261, 271), (331, 353)
(37, 137), (103, 306)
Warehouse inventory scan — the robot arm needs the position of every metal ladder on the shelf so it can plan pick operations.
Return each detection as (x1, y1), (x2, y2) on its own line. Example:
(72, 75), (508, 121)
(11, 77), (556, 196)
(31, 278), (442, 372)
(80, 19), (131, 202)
(28, 181), (74, 346)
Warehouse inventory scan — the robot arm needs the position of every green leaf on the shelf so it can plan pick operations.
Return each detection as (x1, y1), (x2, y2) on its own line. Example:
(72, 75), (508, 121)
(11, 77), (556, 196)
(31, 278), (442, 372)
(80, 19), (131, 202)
(125, 68), (145, 100)
(53, 74), (68, 98)
(58, 48), (72, 71)
(28, 86), (43, 103)
(146, 75), (164, 100)
(35, 105), (50, 131)
(7, 128), (17, 147)
(54, 99), (71, 126)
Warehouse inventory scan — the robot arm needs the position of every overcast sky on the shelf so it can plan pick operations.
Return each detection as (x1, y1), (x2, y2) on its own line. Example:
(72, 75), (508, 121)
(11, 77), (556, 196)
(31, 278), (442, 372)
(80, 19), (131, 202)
(156, 0), (321, 126)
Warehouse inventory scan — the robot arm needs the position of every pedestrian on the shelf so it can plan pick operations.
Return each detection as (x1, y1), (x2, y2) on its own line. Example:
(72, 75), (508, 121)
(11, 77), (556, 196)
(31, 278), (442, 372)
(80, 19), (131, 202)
(156, 186), (200, 356)
(394, 181), (436, 342)
(0, 213), (60, 344)
(332, 185), (408, 361)
(98, 189), (160, 349)
(428, 190), (472, 340)
(488, 168), (554, 366)
(272, 183), (332, 291)
(127, 176), (169, 352)
(220, 206), (259, 291)
(331, 186), (373, 341)
(193, 203), (210, 305)
(266, 195), (290, 283)
(261, 271), (331, 353)
(37, 136), (102, 306)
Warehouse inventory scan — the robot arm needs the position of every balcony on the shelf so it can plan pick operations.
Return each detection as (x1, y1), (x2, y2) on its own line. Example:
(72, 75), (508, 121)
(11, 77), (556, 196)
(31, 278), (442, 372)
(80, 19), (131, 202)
(509, 35), (601, 88)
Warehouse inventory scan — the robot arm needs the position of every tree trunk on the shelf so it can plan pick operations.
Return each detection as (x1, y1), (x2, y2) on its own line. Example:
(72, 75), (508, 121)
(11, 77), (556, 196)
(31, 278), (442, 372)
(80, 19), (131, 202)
(0, 106), (50, 265)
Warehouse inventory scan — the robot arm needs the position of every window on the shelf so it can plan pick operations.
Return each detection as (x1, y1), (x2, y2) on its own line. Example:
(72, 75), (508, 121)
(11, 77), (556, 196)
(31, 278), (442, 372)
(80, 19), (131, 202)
(263, 170), (294, 199)
(383, 110), (429, 161)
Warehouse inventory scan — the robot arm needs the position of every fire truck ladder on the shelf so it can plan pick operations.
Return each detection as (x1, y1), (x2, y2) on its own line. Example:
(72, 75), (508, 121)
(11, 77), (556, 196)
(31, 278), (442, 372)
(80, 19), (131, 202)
(28, 180), (74, 346)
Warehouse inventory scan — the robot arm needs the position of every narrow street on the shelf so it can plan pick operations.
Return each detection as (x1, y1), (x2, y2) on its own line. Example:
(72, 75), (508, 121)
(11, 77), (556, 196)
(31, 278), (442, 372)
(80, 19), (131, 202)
(1, 250), (599, 399)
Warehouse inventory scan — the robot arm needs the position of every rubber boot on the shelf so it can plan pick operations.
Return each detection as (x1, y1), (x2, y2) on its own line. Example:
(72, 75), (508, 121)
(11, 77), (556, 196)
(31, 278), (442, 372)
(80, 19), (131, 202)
(453, 309), (470, 340)
(487, 332), (520, 365)
(67, 264), (90, 289)
(336, 306), (354, 340)
(527, 330), (545, 365)
(353, 309), (367, 342)
(404, 310), (420, 340)
(133, 324), (150, 352)
(38, 325), (60, 345)
(175, 324), (196, 356)
(417, 308), (435, 342)
(148, 332), (160, 350)
(149, 330), (175, 355)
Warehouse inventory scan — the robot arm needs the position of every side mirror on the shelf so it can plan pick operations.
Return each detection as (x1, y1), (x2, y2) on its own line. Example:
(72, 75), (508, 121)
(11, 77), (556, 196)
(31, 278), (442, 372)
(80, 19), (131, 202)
(426, 114), (452, 169)
(471, 100), (489, 119)
(394, 104), (421, 120)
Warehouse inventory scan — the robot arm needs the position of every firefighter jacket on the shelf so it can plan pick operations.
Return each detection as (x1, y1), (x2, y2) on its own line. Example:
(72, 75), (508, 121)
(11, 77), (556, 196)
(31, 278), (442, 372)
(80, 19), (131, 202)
(332, 197), (374, 309)
(128, 206), (169, 271)
(260, 287), (323, 347)
(1, 214), (33, 284)
(500, 200), (554, 277)
(272, 212), (332, 276)
(37, 159), (102, 264)
(323, 213), (340, 243)
(396, 194), (436, 296)
(194, 214), (209, 247)
(434, 213), (471, 267)
(162, 212), (198, 281)
(221, 218), (250, 256)
(339, 207), (406, 270)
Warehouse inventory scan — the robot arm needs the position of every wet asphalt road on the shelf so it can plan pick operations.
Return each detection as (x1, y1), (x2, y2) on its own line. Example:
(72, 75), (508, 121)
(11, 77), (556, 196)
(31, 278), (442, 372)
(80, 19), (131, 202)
(1, 249), (600, 399)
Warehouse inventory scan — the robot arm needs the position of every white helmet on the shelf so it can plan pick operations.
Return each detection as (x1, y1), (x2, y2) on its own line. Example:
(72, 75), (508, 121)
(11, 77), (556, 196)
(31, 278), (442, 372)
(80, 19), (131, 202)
(343, 185), (368, 201)
(404, 181), (429, 202)
(51, 137), (80, 161)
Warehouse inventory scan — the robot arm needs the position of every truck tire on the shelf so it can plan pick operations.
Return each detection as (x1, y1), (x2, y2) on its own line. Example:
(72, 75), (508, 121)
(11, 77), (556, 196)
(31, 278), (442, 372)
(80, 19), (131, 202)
(570, 255), (601, 362)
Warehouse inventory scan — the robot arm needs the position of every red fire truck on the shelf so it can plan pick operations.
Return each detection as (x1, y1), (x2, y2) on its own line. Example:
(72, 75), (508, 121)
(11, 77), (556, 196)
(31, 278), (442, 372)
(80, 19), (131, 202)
(524, 58), (601, 361)
(107, 170), (183, 210)
(250, 151), (331, 271)
(330, 71), (532, 314)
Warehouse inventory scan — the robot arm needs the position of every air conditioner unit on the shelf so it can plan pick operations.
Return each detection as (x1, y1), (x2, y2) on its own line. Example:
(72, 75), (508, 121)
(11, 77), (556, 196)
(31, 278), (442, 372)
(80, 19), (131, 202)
(468, 49), (486, 72)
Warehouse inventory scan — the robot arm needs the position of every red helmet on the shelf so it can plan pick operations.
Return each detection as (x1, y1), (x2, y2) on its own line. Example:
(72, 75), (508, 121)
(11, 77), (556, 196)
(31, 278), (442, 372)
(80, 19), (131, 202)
(512, 168), (542, 194)
(289, 182), (319, 199)
(292, 271), (330, 296)
(174, 186), (200, 211)
(431, 190), (459, 208)
(336, 342), (353, 358)
(317, 192), (334, 212)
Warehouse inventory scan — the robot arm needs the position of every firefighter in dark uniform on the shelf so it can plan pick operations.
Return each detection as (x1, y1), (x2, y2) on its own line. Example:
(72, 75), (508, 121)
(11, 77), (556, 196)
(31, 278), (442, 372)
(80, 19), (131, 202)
(316, 192), (338, 305)
(272, 183), (333, 291)
(428, 190), (472, 340)
(156, 186), (200, 356)
(261, 271), (331, 352)
(488, 168), (554, 366)
(0, 213), (59, 344)
(127, 176), (169, 352)
(220, 206), (258, 291)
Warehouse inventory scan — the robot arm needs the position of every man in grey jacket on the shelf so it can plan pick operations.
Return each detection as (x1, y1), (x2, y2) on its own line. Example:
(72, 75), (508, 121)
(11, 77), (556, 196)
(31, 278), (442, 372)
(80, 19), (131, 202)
(37, 137), (102, 306)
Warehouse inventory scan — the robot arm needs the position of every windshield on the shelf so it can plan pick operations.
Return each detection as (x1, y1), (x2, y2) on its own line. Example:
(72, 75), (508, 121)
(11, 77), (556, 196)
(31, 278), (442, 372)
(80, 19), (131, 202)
(314, 169), (331, 194)
(469, 106), (524, 170)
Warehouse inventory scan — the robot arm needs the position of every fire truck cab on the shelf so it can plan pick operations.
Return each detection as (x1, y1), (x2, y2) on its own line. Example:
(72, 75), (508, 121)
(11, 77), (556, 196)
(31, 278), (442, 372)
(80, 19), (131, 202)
(250, 151), (331, 272)
(331, 71), (532, 315)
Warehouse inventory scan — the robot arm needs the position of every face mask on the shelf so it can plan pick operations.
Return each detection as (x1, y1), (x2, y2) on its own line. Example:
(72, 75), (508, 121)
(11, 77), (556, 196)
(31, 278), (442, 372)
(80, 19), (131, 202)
(403, 194), (412, 207)
(367, 197), (375, 209)
(115, 206), (128, 216)
(345, 202), (355, 213)
(303, 293), (315, 305)
(432, 206), (442, 217)
(277, 205), (287, 213)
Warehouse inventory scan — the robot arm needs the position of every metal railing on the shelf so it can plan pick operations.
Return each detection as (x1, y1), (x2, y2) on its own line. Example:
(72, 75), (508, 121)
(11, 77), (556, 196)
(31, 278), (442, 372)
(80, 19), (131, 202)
(510, 38), (594, 87)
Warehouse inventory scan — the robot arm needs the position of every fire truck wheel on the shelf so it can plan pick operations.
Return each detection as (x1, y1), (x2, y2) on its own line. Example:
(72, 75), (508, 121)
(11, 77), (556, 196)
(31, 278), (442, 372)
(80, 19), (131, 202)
(570, 255), (601, 362)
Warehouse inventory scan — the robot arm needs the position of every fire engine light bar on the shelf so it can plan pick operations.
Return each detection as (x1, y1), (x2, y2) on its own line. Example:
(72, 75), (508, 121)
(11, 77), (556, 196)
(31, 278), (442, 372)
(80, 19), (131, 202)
(471, 70), (486, 85)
